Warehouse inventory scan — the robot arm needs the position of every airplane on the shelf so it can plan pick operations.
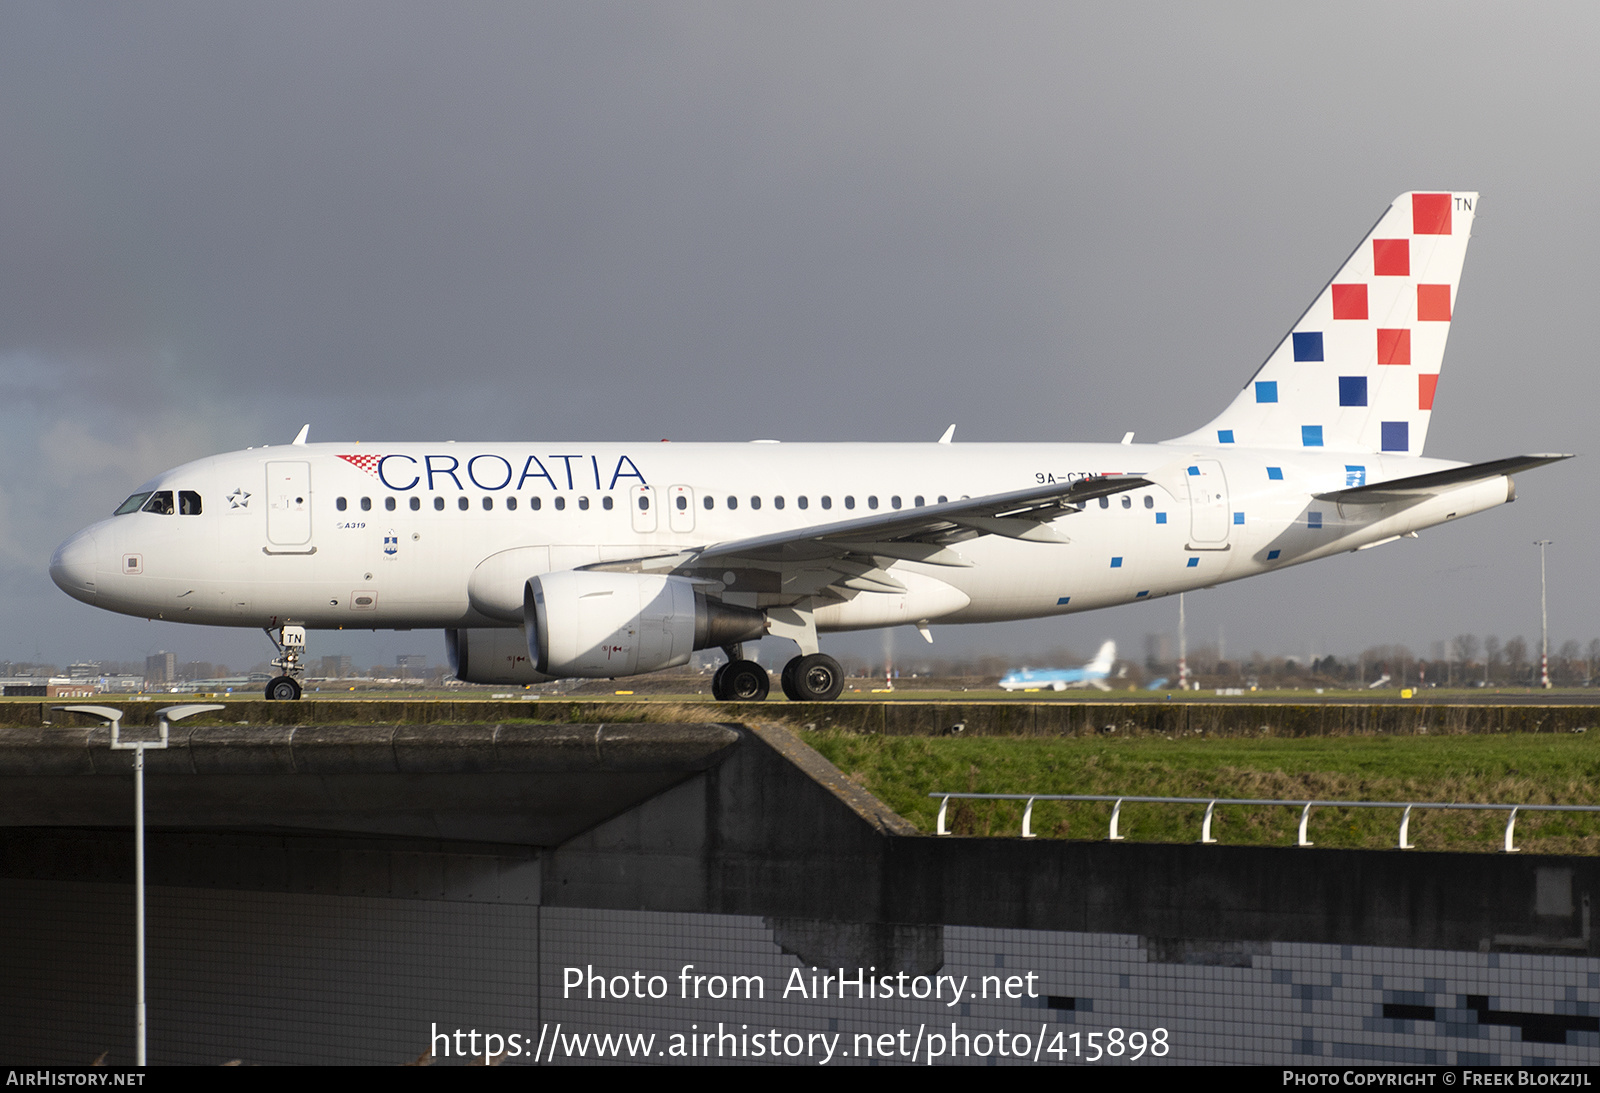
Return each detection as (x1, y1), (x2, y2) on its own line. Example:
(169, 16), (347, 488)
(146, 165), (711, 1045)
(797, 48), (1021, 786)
(50, 191), (1570, 704)
(999, 640), (1117, 691)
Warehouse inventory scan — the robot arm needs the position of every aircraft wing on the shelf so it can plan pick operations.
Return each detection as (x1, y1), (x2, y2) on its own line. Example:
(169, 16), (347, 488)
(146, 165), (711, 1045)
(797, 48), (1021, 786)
(1313, 454), (1571, 505)
(584, 475), (1150, 598)
(695, 476), (1151, 560)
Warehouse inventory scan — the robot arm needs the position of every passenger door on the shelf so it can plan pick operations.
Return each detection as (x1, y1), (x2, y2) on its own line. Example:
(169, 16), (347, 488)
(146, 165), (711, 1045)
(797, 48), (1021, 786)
(265, 461), (314, 549)
(1186, 459), (1230, 547)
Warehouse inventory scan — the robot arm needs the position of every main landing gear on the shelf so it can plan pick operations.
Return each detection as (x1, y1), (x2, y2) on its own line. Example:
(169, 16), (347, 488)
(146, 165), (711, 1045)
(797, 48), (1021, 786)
(780, 652), (846, 703)
(264, 624), (306, 701)
(711, 655), (770, 702)
(709, 642), (845, 703)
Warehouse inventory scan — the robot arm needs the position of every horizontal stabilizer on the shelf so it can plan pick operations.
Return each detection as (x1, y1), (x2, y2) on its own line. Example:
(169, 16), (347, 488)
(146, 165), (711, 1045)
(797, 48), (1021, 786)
(1314, 453), (1571, 504)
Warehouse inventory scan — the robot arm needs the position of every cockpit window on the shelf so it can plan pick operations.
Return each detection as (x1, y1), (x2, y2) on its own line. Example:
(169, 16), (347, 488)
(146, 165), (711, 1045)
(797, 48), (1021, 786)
(115, 492), (153, 516)
(141, 491), (175, 515)
(178, 491), (202, 515)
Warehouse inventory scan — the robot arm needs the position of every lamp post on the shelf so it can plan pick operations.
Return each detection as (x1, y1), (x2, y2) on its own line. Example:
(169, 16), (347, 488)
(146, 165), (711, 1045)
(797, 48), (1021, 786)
(1534, 540), (1552, 689)
(56, 703), (223, 1066)
(1177, 593), (1189, 690)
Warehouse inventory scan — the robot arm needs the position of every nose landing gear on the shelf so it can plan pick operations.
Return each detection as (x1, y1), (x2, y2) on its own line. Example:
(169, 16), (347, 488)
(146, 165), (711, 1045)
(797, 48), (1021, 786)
(266, 675), (302, 701)
(264, 624), (306, 700)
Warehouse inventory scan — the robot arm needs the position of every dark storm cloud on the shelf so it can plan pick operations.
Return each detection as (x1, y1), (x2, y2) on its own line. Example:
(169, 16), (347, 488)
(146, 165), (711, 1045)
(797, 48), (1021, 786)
(2, 2), (1596, 666)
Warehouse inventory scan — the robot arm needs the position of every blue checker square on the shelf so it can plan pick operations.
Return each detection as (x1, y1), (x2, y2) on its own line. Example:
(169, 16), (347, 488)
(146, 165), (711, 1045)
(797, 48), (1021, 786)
(1267, 549), (1281, 560)
(1308, 511), (1323, 530)
(1110, 556), (1123, 568)
(1217, 429), (1235, 444)
(1339, 375), (1368, 407)
(1187, 466), (1200, 476)
(1302, 424), (1324, 447)
(1292, 331), (1324, 362)
(1155, 512), (1167, 524)
(1267, 466), (1283, 480)
(1186, 557), (1199, 568)
(1255, 381), (1278, 403)
(1056, 596), (1070, 605)
(1381, 421), (1409, 452)
(1233, 512), (1244, 525)
(1345, 465), (1366, 487)
(1136, 590), (1149, 598)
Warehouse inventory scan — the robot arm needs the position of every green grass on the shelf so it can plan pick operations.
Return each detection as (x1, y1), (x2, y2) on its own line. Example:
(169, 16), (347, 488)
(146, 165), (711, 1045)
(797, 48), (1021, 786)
(808, 731), (1600, 854)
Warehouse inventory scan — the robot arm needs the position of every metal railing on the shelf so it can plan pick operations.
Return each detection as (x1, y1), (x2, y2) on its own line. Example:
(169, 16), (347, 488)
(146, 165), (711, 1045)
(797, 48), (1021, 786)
(928, 792), (1600, 853)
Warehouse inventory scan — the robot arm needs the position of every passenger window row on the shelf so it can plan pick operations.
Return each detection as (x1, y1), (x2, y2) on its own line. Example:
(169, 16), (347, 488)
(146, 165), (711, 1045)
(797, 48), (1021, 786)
(702, 494), (949, 512)
(125, 486), (1158, 520)
(332, 492), (958, 513)
(334, 495), (617, 512)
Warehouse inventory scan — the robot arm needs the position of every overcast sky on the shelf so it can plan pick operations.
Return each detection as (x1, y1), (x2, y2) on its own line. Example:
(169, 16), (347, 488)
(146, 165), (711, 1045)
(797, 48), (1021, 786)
(2, 3), (1595, 672)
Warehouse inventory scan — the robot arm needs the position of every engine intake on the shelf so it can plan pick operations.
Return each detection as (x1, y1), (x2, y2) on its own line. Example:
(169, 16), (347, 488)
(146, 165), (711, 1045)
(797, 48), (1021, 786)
(526, 570), (765, 678)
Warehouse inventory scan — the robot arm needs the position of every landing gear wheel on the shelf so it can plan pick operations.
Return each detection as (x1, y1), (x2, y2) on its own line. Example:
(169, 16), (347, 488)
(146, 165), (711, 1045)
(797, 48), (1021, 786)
(789, 653), (845, 702)
(265, 675), (302, 701)
(720, 660), (770, 702)
(711, 663), (731, 701)
(780, 658), (802, 701)
(263, 625), (307, 700)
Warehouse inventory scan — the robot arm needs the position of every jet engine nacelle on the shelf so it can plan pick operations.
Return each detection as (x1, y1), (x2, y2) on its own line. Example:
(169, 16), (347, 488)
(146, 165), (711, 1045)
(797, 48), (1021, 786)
(527, 570), (766, 678)
(445, 626), (556, 685)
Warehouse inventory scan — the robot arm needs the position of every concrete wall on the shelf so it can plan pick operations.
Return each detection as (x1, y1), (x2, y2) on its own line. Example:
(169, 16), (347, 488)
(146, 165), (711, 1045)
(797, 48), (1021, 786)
(546, 724), (1600, 960)
(4, 697), (1599, 736)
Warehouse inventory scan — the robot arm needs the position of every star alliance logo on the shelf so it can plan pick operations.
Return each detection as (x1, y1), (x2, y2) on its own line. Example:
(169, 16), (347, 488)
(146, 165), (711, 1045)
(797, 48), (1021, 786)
(227, 488), (251, 509)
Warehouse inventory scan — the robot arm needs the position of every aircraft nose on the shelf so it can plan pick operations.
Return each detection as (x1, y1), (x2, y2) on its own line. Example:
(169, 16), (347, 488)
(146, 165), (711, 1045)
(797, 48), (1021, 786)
(50, 529), (100, 600)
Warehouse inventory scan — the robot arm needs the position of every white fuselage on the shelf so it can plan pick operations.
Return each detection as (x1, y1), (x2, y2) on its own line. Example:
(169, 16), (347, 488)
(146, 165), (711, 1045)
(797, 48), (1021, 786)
(50, 439), (1511, 638)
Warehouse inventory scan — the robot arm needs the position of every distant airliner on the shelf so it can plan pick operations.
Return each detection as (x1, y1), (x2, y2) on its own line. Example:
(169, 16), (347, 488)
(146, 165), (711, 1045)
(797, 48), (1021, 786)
(50, 192), (1568, 703)
(999, 641), (1117, 692)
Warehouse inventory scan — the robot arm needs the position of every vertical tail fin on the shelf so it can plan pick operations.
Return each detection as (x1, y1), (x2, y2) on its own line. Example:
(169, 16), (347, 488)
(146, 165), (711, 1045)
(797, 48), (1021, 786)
(1171, 191), (1477, 455)
(1088, 640), (1116, 674)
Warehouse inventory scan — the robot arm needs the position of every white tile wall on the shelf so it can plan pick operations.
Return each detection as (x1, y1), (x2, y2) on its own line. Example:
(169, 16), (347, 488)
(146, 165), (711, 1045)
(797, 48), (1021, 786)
(3, 879), (1595, 1065)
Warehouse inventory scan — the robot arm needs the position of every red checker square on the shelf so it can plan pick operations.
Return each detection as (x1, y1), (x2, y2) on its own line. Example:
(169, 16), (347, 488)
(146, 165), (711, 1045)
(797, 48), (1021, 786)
(1373, 239), (1409, 276)
(1417, 284), (1451, 321)
(1412, 193), (1452, 235)
(1377, 328), (1411, 365)
(1419, 374), (1439, 411)
(1331, 284), (1368, 320)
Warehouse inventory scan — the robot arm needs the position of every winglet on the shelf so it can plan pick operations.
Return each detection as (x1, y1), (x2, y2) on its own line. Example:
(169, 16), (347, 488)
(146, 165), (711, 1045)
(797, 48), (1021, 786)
(937, 424), (955, 444)
(292, 424), (310, 446)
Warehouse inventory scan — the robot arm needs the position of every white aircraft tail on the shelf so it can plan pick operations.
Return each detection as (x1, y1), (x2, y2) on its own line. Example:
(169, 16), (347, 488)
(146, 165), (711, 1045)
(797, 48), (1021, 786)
(1087, 640), (1116, 674)
(1171, 192), (1477, 456)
